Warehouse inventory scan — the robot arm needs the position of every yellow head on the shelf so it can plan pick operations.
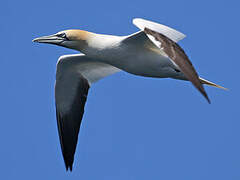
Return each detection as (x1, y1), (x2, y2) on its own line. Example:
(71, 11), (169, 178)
(33, 29), (93, 51)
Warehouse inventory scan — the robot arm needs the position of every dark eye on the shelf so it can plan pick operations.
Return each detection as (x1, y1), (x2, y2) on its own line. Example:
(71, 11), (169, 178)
(56, 33), (68, 40)
(57, 33), (65, 37)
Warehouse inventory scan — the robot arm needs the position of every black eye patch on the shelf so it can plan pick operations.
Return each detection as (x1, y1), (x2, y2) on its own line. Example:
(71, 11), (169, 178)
(56, 33), (69, 40)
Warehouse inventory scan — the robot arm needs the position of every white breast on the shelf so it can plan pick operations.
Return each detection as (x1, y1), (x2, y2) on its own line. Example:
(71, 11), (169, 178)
(83, 33), (179, 78)
(109, 45), (177, 77)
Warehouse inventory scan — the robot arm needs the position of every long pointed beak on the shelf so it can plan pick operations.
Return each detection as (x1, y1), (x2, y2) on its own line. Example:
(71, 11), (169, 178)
(32, 34), (64, 45)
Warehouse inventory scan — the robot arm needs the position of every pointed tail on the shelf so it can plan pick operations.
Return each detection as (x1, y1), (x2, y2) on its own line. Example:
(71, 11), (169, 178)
(199, 77), (228, 90)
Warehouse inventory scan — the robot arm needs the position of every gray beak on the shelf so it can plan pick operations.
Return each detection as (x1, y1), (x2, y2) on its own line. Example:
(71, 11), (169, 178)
(32, 34), (65, 45)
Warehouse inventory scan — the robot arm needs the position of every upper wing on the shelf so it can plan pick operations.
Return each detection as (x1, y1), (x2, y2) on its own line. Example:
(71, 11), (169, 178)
(132, 18), (210, 103)
(55, 54), (120, 171)
(133, 18), (186, 42)
(143, 28), (210, 103)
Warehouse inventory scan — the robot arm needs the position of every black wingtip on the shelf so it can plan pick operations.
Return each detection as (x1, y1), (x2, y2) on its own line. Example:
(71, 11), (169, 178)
(206, 97), (211, 104)
(202, 90), (211, 104)
(65, 164), (73, 172)
(63, 157), (73, 172)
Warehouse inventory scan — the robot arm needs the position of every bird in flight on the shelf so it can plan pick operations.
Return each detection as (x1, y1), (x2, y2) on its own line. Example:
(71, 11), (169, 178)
(33, 18), (226, 171)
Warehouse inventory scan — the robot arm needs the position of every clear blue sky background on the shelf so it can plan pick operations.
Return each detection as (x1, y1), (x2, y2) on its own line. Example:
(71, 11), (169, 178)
(1, 0), (239, 179)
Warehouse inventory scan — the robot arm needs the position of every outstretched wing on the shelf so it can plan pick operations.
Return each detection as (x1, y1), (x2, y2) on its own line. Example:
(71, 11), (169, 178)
(133, 18), (186, 42)
(55, 54), (120, 171)
(132, 18), (210, 103)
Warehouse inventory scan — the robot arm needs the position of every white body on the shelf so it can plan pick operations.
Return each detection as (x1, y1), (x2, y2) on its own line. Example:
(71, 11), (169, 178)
(78, 33), (183, 79)
(33, 18), (226, 171)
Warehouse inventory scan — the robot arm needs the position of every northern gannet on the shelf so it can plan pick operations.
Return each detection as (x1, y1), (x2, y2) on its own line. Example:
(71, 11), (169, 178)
(33, 18), (226, 171)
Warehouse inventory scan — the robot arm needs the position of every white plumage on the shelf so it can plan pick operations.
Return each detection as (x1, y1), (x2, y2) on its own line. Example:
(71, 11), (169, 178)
(33, 18), (226, 171)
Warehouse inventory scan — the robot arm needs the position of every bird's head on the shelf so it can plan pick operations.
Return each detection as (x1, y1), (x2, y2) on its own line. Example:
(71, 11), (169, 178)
(33, 30), (92, 51)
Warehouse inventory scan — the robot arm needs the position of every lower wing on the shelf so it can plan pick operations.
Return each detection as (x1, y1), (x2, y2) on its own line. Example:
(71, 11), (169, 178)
(55, 54), (120, 171)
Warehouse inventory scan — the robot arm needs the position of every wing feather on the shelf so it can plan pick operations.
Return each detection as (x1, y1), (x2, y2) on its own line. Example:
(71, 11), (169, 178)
(144, 28), (210, 103)
(55, 54), (120, 171)
(133, 18), (186, 42)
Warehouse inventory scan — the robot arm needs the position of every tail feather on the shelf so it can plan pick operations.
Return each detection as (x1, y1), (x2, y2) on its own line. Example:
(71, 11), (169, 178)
(199, 77), (228, 90)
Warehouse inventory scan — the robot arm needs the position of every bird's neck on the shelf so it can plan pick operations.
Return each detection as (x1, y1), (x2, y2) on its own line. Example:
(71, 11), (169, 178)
(79, 33), (124, 58)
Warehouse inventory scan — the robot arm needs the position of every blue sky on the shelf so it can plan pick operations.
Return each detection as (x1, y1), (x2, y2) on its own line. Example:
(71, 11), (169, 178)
(1, 0), (239, 179)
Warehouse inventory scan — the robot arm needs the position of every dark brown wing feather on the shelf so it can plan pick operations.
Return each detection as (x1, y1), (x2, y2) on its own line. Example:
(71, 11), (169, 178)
(144, 28), (210, 103)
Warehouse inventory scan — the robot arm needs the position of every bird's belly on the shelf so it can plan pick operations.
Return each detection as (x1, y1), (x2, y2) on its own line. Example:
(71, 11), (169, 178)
(103, 48), (178, 78)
